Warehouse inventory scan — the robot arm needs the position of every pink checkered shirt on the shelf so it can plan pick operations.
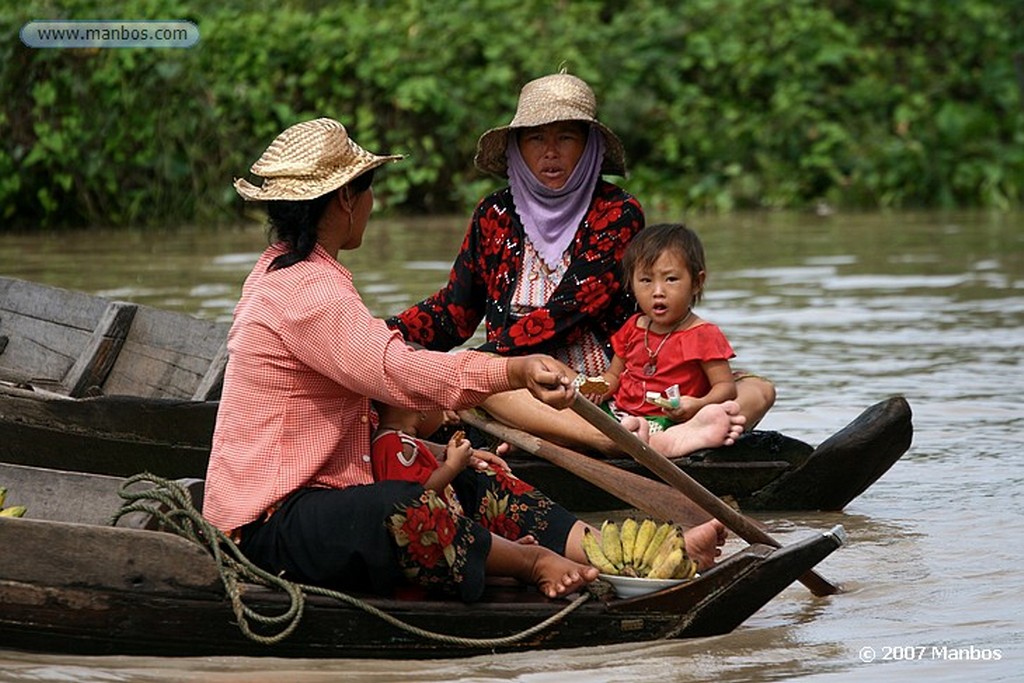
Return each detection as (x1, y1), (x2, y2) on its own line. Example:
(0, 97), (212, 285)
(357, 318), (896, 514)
(203, 243), (511, 532)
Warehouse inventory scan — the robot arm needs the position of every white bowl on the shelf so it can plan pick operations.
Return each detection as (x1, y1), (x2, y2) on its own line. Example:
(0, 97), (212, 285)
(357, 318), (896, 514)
(598, 573), (691, 598)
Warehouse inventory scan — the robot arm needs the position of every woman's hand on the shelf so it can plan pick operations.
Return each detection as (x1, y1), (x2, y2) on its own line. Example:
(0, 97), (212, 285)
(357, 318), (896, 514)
(506, 354), (575, 409)
(469, 447), (511, 472)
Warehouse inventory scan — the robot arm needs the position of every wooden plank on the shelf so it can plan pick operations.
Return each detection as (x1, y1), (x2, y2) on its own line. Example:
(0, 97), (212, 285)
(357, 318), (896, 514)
(0, 461), (141, 525)
(0, 278), (106, 380)
(101, 307), (229, 399)
(0, 518), (223, 594)
(192, 337), (228, 400)
(0, 277), (229, 399)
(0, 278), (109, 384)
(0, 398), (215, 479)
(0, 319), (85, 386)
(63, 302), (138, 398)
(0, 461), (204, 532)
(0, 277), (108, 329)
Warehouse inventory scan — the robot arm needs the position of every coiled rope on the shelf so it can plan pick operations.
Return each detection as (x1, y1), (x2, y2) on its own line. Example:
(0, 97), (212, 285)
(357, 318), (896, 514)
(111, 473), (593, 648)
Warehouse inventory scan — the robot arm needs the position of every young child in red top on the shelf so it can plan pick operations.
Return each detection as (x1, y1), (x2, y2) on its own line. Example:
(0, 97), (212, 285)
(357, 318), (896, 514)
(581, 223), (740, 456)
(372, 403), (544, 545)
(371, 405), (470, 516)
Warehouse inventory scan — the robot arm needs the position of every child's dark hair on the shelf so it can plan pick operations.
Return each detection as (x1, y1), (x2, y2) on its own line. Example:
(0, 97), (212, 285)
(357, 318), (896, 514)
(622, 223), (707, 304)
(265, 168), (375, 271)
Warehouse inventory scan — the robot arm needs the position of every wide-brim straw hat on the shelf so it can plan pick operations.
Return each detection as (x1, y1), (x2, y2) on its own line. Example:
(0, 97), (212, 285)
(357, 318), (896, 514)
(474, 72), (626, 177)
(234, 118), (403, 201)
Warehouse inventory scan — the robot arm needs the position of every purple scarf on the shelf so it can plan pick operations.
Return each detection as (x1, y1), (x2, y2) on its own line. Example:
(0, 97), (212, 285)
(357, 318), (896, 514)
(507, 126), (605, 269)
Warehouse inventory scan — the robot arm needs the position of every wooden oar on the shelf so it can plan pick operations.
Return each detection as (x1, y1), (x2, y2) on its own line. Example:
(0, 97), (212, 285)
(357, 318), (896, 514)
(457, 409), (712, 528)
(569, 395), (842, 596)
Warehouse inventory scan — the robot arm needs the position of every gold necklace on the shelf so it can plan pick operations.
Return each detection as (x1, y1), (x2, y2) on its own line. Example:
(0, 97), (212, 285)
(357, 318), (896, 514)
(641, 310), (693, 377)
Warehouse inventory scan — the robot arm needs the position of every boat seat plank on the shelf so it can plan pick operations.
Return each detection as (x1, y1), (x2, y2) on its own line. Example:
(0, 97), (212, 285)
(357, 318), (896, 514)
(63, 301), (138, 398)
(0, 463), (222, 594)
(0, 277), (110, 385)
(1, 461), (147, 525)
(101, 307), (229, 399)
(192, 338), (228, 401)
(0, 277), (110, 329)
(0, 518), (223, 594)
(0, 462), (204, 528)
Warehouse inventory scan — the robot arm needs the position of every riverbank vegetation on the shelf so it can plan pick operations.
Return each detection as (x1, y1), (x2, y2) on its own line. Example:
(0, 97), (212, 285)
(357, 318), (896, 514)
(2, 0), (1022, 228)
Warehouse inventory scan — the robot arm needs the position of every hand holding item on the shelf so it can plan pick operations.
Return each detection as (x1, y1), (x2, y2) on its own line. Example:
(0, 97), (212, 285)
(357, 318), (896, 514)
(445, 430), (473, 472)
(645, 384), (682, 411)
(506, 355), (575, 409)
(575, 374), (614, 403)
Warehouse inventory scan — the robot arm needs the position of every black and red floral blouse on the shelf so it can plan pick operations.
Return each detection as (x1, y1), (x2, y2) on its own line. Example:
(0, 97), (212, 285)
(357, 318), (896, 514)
(387, 180), (644, 363)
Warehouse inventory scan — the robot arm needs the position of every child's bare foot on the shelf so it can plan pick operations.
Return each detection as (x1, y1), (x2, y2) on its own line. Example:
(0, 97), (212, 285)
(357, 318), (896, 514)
(650, 401), (745, 455)
(683, 519), (728, 570)
(620, 415), (651, 444)
(530, 548), (600, 598)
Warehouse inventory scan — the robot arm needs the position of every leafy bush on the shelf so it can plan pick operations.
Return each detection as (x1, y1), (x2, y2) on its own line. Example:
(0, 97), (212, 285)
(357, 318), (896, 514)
(1, 0), (1021, 228)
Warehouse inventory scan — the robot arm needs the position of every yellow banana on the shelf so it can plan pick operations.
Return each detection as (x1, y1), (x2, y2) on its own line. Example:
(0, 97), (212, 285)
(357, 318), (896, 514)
(672, 554), (699, 579)
(0, 505), (27, 518)
(648, 548), (684, 579)
(651, 528), (684, 565)
(600, 521), (624, 569)
(630, 518), (657, 568)
(619, 517), (638, 567)
(582, 528), (619, 575)
(640, 522), (673, 572)
(582, 517), (699, 582)
(646, 528), (683, 576)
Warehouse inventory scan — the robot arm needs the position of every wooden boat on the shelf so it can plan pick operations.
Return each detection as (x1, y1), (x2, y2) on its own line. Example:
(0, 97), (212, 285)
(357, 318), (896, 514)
(0, 275), (226, 478)
(477, 396), (914, 512)
(0, 276), (912, 511)
(0, 462), (846, 658)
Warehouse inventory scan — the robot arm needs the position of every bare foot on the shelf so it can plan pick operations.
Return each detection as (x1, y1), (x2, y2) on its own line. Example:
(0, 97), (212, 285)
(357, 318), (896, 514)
(530, 547), (600, 598)
(683, 519), (728, 570)
(620, 414), (651, 444)
(649, 401), (746, 456)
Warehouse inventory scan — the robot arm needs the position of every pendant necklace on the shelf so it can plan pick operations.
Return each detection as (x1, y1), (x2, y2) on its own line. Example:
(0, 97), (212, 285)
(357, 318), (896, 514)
(642, 310), (693, 377)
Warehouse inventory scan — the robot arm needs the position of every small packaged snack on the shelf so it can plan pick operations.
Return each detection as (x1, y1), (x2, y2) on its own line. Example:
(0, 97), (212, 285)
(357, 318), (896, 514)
(645, 384), (681, 410)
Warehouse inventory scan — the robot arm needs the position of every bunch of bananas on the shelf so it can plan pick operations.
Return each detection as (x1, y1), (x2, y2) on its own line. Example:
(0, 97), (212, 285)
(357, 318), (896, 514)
(0, 486), (27, 518)
(582, 518), (698, 580)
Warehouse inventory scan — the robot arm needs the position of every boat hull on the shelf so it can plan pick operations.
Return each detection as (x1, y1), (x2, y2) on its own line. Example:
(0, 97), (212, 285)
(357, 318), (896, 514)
(480, 396), (913, 512)
(0, 461), (846, 658)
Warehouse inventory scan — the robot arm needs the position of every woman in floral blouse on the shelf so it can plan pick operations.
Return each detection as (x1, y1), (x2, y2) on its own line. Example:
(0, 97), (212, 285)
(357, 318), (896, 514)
(389, 72), (774, 454)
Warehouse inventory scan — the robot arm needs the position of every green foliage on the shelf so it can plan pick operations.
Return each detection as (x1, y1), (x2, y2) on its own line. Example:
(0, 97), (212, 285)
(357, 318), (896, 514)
(1, 0), (1022, 228)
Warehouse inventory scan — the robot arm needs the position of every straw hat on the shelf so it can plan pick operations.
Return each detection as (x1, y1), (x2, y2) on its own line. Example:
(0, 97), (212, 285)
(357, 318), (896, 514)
(474, 72), (626, 177)
(234, 118), (403, 201)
